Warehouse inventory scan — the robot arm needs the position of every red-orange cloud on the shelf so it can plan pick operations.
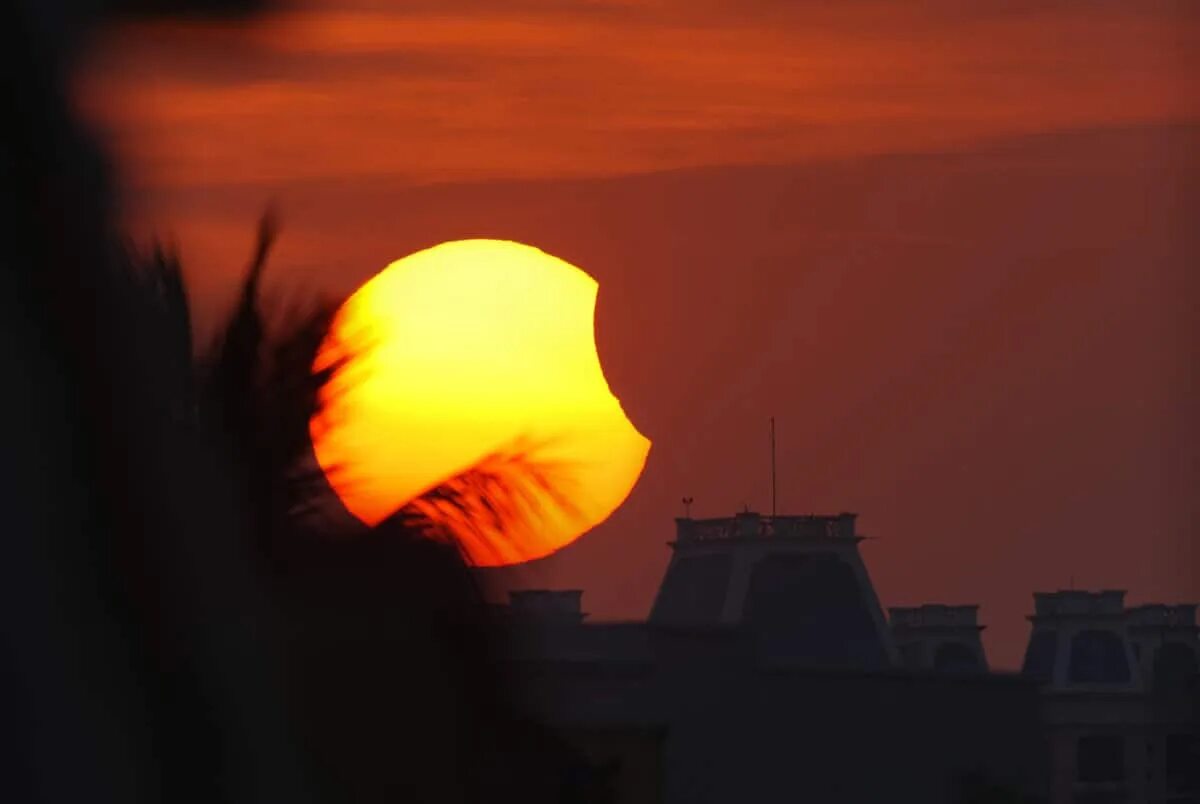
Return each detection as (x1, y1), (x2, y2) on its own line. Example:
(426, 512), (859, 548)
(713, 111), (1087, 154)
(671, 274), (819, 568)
(78, 3), (1197, 190)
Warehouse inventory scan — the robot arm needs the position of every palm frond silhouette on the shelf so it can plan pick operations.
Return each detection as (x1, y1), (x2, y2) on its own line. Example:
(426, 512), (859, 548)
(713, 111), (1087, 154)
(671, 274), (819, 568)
(401, 445), (585, 566)
(120, 212), (611, 802)
(136, 209), (587, 565)
(8, 0), (612, 795)
(199, 212), (347, 548)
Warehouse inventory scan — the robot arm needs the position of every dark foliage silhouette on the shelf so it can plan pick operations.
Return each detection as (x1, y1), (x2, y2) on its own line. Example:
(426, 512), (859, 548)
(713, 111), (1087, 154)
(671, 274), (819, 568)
(190, 212), (349, 552)
(4, 1), (317, 800)
(2, 1), (610, 801)
(120, 211), (614, 804)
(400, 444), (585, 566)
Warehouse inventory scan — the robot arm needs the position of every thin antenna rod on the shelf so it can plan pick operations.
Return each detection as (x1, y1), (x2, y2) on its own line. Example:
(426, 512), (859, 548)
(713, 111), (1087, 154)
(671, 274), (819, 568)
(770, 417), (777, 517)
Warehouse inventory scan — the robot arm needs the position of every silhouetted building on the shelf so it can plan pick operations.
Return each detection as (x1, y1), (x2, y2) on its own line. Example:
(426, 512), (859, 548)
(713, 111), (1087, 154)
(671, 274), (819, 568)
(503, 589), (588, 626)
(1021, 590), (1200, 804)
(504, 511), (1047, 804)
(1128, 604), (1200, 698)
(890, 604), (989, 673)
(650, 511), (897, 668)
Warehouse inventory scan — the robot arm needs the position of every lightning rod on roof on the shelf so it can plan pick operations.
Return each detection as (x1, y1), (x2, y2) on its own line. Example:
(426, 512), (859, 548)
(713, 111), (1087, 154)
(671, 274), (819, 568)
(770, 416), (777, 517)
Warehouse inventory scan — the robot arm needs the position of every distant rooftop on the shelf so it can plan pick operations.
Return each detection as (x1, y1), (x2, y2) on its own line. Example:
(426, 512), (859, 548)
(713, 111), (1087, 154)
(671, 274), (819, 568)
(1125, 603), (1197, 628)
(890, 604), (982, 630)
(1031, 589), (1126, 618)
(504, 589), (587, 625)
(674, 511), (859, 544)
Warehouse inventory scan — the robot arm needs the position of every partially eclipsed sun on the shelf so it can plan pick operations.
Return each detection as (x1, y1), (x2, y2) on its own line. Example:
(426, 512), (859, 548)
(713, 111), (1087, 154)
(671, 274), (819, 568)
(310, 239), (650, 566)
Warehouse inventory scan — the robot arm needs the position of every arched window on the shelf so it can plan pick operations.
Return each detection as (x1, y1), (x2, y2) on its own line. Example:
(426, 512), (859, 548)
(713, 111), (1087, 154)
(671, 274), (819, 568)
(744, 553), (887, 667)
(933, 641), (980, 673)
(1068, 630), (1131, 684)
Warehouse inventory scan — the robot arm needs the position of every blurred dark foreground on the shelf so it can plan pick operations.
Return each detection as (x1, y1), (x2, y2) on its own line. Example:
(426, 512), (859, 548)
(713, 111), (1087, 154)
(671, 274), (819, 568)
(0, 2), (607, 801)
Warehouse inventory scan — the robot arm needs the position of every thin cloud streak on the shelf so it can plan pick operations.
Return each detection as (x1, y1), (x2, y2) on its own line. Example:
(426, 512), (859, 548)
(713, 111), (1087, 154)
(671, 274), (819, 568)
(80, 3), (1198, 189)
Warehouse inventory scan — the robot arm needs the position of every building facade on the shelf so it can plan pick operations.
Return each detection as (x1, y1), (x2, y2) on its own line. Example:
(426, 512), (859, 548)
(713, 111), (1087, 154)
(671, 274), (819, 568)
(890, 604), (989, 673)
(1020, 592), (1200, 804)
(496, 512), (1200, 803)
(501, 511), (1048, 803)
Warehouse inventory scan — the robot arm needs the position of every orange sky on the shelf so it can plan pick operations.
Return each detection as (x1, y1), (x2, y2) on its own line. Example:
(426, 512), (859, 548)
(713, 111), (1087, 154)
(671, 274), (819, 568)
(82, 2), (1196, 188)
(78, 1), (1199, 667)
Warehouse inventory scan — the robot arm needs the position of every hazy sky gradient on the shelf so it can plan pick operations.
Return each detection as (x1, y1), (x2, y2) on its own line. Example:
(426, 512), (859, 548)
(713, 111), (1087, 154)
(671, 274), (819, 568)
(83, 1), (1196, 188)
(79, 1), (1199, 666)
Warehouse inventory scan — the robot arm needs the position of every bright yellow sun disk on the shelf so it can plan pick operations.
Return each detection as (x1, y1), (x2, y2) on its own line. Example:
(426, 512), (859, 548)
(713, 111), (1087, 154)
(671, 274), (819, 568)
(311, 239), (651, 566)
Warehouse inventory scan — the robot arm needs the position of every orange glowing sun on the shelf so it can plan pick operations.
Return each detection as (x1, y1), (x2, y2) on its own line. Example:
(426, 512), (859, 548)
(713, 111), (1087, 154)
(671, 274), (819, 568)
(310, 239), (650, 566)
